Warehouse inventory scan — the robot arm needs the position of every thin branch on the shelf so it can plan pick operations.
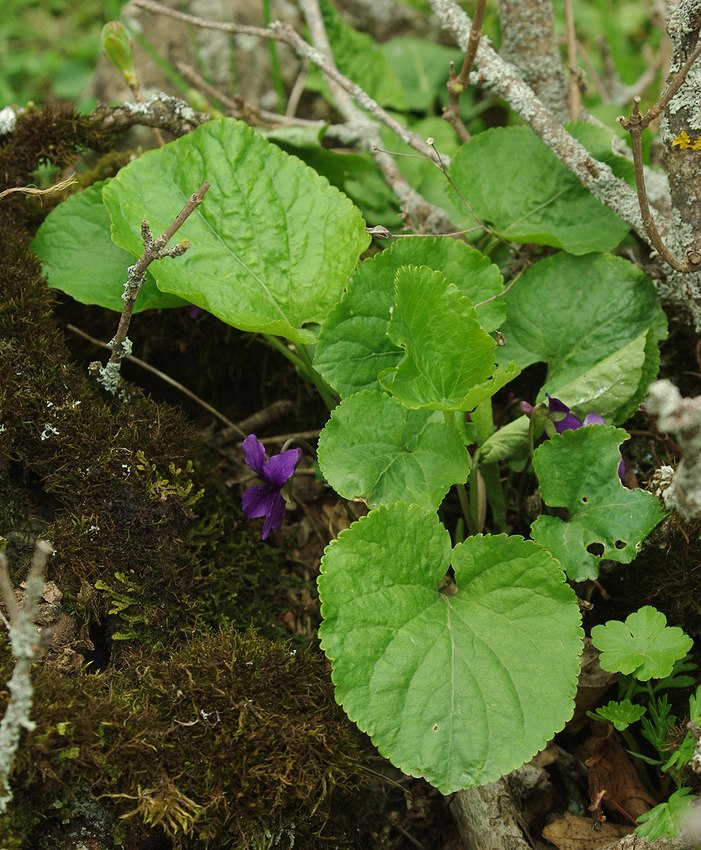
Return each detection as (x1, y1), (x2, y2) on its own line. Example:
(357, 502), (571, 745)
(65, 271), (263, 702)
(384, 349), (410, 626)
(443, 0), (486, 140)
(176, 61), (337, 133)
(620, 98), (701, 272)
(0, 541), (52, 814)
(427, 0), (675, 254)
(618, 34), (701, 272)
(89, 182), (210, 395)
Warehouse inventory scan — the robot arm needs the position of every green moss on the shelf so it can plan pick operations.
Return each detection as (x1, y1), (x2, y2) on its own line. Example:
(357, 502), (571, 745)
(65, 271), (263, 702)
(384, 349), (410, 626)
(2, 630), (366, 849)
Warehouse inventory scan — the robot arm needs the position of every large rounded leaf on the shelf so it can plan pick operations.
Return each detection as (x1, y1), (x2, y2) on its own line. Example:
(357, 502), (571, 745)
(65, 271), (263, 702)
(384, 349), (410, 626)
(317, 390), (469, 509)
(32, 182), (186, 312)
(449, 126), (629, 254)
(314, 237), (505, 398)
(103, 118), (370, 345)
(318, 503), (582, 792)
(480, 252), (667, 462)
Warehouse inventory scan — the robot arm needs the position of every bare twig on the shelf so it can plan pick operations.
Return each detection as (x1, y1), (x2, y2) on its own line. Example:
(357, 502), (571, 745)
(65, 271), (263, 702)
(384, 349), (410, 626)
(620, 97), (701, 272)
(89, 182), (210, 395)
(443, 0), (486, 140)
(176, 62), (333, 132)
(0, 541), (52, 814)
(617, 36), (701, 273)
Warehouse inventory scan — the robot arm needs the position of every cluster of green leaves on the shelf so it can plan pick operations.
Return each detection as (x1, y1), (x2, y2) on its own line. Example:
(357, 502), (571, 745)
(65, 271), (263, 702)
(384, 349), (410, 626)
(587, 607), (697, 840)
(33, 110), (677, 794)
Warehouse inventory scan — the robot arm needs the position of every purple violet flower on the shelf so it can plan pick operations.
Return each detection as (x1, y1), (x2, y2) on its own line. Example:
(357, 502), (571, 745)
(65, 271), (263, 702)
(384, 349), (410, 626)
(545, 394), (606, 433)
(523, 394), (625, 480)
(241, 434), (302, 540)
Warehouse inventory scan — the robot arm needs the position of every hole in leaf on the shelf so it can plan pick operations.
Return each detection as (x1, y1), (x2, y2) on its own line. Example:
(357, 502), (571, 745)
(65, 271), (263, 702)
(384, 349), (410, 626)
(586, 542), (605, 557)
(615, 540), (626, 550)
(581, 496), (588, 504)
(432, 724), (439, 732)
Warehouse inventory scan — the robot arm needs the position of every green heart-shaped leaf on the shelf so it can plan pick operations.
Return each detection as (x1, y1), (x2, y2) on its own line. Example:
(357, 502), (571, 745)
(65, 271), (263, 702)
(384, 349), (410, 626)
(317, 390), (469, 509)
(319, 503), (582, 792)
(103, 118), (369, 345)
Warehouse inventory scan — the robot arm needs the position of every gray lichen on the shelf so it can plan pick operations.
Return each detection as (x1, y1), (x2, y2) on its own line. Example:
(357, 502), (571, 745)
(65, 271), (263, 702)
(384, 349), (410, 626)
(645, 379), (701, 519)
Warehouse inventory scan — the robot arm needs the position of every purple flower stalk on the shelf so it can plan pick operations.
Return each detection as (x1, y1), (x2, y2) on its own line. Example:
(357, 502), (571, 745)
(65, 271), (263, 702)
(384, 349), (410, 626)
(241, 434), (302, 540)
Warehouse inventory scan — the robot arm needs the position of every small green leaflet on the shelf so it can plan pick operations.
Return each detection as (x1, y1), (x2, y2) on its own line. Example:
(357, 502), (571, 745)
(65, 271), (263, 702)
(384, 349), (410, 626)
(591, 606), (694, 681)
(588, 699), (646, 731)
(314, 237), (505, 399)
(318, 503), (582, 793)
(531, 426), (665, 581)
(380, 265), (519, 411)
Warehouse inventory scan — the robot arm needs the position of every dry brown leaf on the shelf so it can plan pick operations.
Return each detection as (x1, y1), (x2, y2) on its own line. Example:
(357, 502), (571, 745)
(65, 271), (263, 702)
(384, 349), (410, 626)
(543, 812), (632, 850)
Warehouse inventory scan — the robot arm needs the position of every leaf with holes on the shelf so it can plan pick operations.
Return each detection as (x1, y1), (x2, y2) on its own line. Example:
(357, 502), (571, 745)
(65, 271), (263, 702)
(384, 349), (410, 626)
(318, 502), (582, 792)
(315, 237), (505, 399)
(531, 426), (665, 581)
(317, 390), (469, 509)
(102, 118), (369, 345)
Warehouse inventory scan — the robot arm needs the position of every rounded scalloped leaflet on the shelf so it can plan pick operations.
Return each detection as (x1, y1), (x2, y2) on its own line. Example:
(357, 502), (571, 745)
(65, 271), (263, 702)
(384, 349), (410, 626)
(314, 236), (505, 399)
(318, 503), (582, 793)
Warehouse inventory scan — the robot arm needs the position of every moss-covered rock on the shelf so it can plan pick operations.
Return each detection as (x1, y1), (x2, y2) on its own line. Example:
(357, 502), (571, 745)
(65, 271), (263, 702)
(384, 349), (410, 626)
(0, 106), (371, 849)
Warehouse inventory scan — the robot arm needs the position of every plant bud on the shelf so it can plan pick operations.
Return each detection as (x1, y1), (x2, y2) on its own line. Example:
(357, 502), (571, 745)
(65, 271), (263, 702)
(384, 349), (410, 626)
(101, 22), (137, 87)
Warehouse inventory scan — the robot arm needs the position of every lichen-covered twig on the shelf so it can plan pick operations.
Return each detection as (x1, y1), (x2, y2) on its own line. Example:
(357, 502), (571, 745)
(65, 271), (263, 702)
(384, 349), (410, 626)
(618, 35), (701, 274)
(442, 0), (486, 140)
(0, 541), (52, 814)
(645, 379), (701, 520)
(428, 0), (667, 247)
(90, 182), (210, 395)
(92, 94), (209, 136)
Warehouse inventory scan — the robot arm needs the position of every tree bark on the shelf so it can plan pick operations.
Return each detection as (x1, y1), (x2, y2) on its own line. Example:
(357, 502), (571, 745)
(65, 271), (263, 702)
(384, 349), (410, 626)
(498, 0), (568, 121)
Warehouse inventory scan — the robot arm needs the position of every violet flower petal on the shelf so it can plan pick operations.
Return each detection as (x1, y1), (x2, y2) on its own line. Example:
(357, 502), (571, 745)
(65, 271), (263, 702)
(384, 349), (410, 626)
(262, 448), (302, 488)
(242, 434), (267, 475)
(583, 413), (605, 426)
(242, 484), (277, 519)
(545, 394), (583, 432)
(261, 493), (286, 540)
